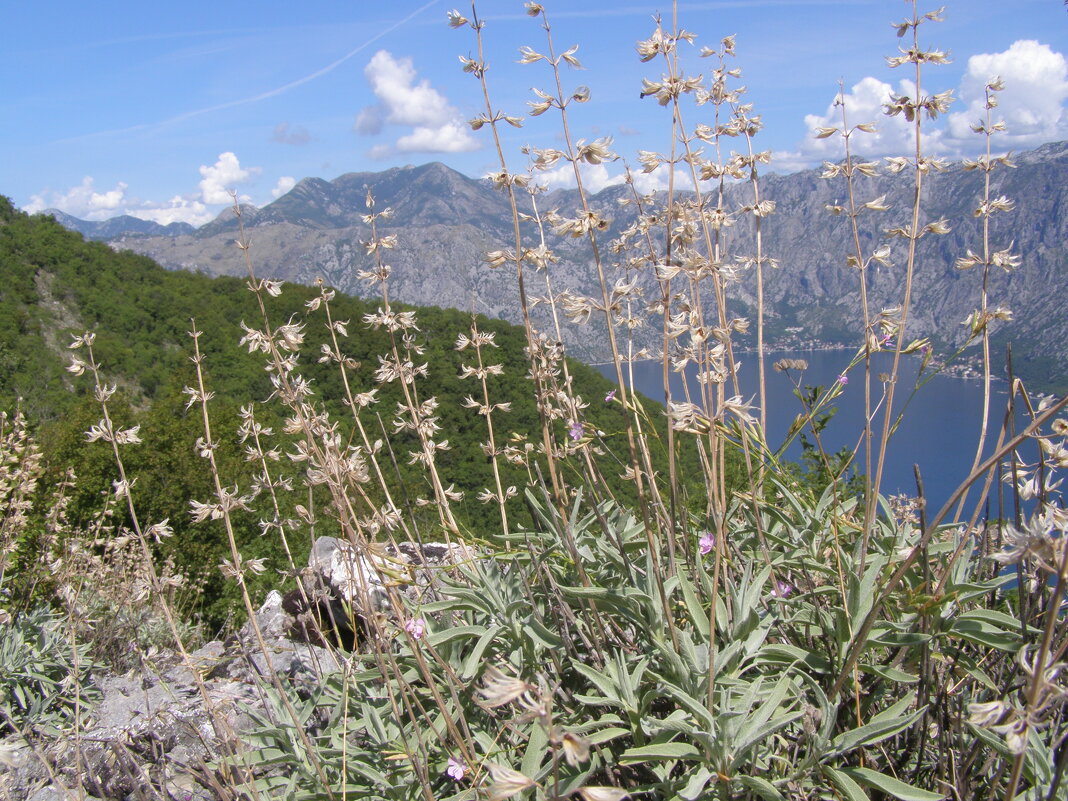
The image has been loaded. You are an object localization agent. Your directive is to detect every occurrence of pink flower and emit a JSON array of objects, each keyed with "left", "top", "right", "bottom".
[
  {"left": 568, "top": 421, "right": 585, "bottom": 442},
  {"left": 404, "top": 617, "right": 426, "bottom": 639},
  {"left": 446, "top": 757, "right": 466, "bottom": 781},
  {"left": 836, "top": 374, "right": 848, "bottom": 385},
  {"left": 605, "top": 389, "right": 617, "bottom": 403},
  {"left": 770, "top": 581, "right": 792, "bottom": 599},
  {"left": 698, "top": 532, "right": 715, "bottom": 555}
]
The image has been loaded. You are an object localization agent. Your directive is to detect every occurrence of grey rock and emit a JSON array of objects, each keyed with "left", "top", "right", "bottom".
[
  {"left": 0, "top": 537, "right": 473, "bottom": 800},
  {"left": 245, "top": 536, "right": 474, "bottom": 650}
]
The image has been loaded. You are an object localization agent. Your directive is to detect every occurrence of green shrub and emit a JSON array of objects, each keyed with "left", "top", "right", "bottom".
[{"left": 0, "top": 604, "right": 98, "bottom": 735}]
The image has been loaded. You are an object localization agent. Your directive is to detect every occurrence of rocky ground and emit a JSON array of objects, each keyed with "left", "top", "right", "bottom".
[{"left": 0, "top": 537, "right": 470, "bottom": 801}]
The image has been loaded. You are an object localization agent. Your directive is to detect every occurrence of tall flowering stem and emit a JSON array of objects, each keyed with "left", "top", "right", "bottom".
[
  {"left": 522, "top": 2, "right": 679, "bottom": 646},
  {"left": 870, "top": 2, "right": 953, "bottom": 530},
  {"left": 68, "top": 332, "right": 262, "bottom": 795},
  {"left": 457, "top": 319, "right": 515, "bottom": 538},
  {"left": 451, "top": 4, "right": 568, "bottom": 514},
  {"left": 522, "top": 4, "right": 658, "bottom": 535},
  {"left": 186, "top": 322, "right": 336, "bottom": 798},
  {"left": 360, "top": 192, "right": 460, "bottom": 537},
  {"left": 309, "top": 279, "right": 415, "bottom": 544},
  {"left": 818, "top": 86, "right": 890, "bottom": 564},
  {"left": 957, "top": 78, "right": 1017, "bottom": 513}
]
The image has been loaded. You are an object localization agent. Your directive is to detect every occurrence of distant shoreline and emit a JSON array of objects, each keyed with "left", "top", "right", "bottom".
[{"left": 588, "top": 344, "right": 995, "bottom": 384}]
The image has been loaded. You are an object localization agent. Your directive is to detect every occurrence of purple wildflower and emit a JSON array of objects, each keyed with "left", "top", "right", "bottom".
[
  {"left": 605, "top": 389, "right": 617, "bottom": 403},
  {"left": 568, "top": 421, "right": 585, "bottom": 442},
  {"left": 698, "top": 532, "right": 715, "bottom": 555},
  {"left": 404, "top": 617, "right": 426, "bottom": 639},
  {"left": 446, "top": 757, "right": 466, "bottom": 781},
  {"left": 837, "top": 373, "right": 848, "bottom": 385},
  {"left": 770, "top": 581, "right": 793, "bottom": 599}
]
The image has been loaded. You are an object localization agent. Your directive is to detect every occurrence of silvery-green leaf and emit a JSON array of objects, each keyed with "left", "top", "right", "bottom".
[{"left": 842, "top": 767, "right": 943, "bottom": 800}]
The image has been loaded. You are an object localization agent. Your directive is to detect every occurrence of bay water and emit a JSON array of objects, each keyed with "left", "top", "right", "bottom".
[{"left": 595, "top": 350, "right": 1028, "bottom": 515}]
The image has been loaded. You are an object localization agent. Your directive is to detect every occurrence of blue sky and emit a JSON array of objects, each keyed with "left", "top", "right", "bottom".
[{"left": 6, "top": 0, "right": 1067, "bottom": 225}]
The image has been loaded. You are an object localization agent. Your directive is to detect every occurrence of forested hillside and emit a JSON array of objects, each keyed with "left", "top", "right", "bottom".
[{"left": 2, "top": 196, "right": 697, "bottom": 622}]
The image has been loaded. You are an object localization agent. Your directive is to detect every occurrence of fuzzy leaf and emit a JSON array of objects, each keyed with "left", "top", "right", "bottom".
[
  {"left": 523, "top": 618, "right": 563, "bottom": 649},
  {"left": 586, "top": 726, "right": 631, "bottom": 745},
  {"left": 737, "top": 775, "right": 786, "bottom": 800},
  {"left": 842, "top": 767, "right": 943, "bottom": 800},
  {"left": 824, "top": 767, "right": 871, "bottom": 801},
  {"left": 619, "top": 741, "right": 701, "bottom": 764},
  {"left": 859, "top": 664, "right": 919, "bottom": 684},
  {"left": 828, "top": 705, "right": 927, "bottom": 756},
  {"left": 426, "top": 625, "right": 490, "bottom": 647},
  {"left": 679, "top": 766, "right": 714, "bottom": 800},
  {"left": 677, "top": 571, "right": 710, "bottom": 637},
  {"left": 956, "top": 608, "right": 1033, "bottom": 633},
  {"left": 948, "top": 618, "right": 1019, "bottom": 651},
  {"left": 460, "top": 626, "right": 503, "bottom": 680}
]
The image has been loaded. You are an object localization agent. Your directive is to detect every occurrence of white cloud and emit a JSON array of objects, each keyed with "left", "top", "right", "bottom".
[
  {"left": 23, "top": 176, "right": 129, "bottom": 221},
  {"left": 947, "top": 40, "right": 1068, "bottom": 150},
  {"left": 395, "top": 122, "right": 479, "bottom": 154},
  {"left": 271, "top": 176, "right": 296, "bottom": 199},
  {"left": 531, "top": 162, "right": 680, "bottom": 195},
  {"left": 367, "top": 143, "right": 393, "bottom": 160},
  {"left": 128, "top": 196, "right": 213, "bottom": 227},
  {"left": 799, "top": 76, "right": 946, "bottom": 162},
  {"left": 131, "top": 156, "right": 259, "bottom": 226},
  {"left": 198, "top": 152, "right": 260, "bottom": 205},
  {"left": 24, "top": 152, "right": 264, "bottom": 228},
  {"left": 630, "top": 168, "right": 674, "bottom": 195},
  {"left": 794, "top": 41, "right": 1068, "bottom": 167},
  {"left": 355, "top": 49, "right": 479, "bottom": 156},
  {"left": 535, "top": 163, "right": 621, "bottom": 192},
  {"left": 766, "top": 150, "right": 814, "bottom": 175},
  {"left": 363, "top": 50, "right": 452, "bottom": 126},
  {"left": 22, "top": 178, "right": 213, "bottom": 226}
]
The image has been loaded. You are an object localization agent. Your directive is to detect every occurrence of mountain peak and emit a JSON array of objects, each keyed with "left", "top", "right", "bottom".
[
  {"left": 39, "top": 209, "right": 194, "bottom": 240},
  {"left": 1016, "top": 140, "right": 1068, "bottom": 165}
]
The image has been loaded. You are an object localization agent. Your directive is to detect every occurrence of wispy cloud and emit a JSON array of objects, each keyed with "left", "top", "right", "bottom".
[
  {"left": 55, "top": 0, "right": 441, "bottom": 143},
  {"left": 272, "top": 122, "right": 311, "bottom": 146},
  {"left": 483, "top": 0, "right": 866, "bottom": 21}
]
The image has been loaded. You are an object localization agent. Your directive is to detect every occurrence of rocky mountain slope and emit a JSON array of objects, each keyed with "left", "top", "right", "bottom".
[
  {"left": 44, "top": 208, "right": 195, "bottom": 239},
  {"left": 49, "top": 143, "right": 1068, "bottom": 386}
]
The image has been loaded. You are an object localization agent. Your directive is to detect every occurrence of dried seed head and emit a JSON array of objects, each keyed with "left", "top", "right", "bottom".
[
  {"left": 559, "top": 731, "right": 591, "bottom": 766},
  {"left": 478, "top": 665, "right": 534, "bottom": 708},
  {"left": 486, "top": 764, "right": 536, "bottom": 801}
]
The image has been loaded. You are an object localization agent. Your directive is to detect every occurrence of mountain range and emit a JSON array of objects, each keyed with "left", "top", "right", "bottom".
[
  {"left": 45, "top": 141, "right": 1068, "bottom": 389},
  {"left": 44, "top": 209, "right": 196, "bottom": 239}
]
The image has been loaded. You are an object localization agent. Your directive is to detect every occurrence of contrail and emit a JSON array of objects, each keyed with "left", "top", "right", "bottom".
[
  {"left": 488, "top": 0, "right": 866, "bottom": 21},
  {"left": 56, "top": 0, "right": 441, "bottom": 143}
]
